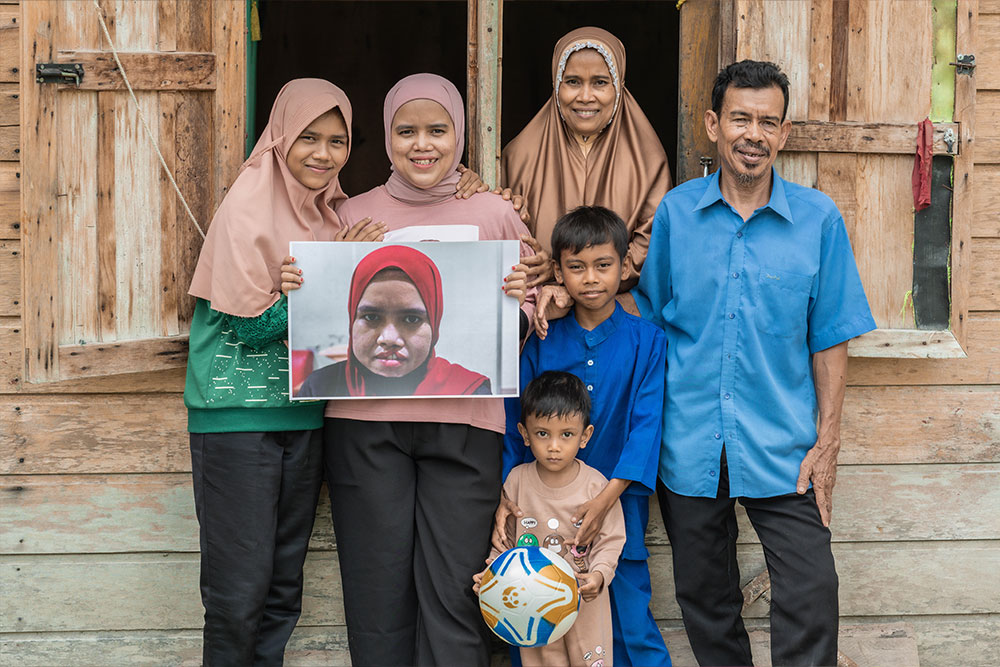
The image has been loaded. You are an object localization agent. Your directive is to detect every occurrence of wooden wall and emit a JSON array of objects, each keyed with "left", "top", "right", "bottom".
[{"left": 2, "top": 1, "right": 998, "bottom": 666}]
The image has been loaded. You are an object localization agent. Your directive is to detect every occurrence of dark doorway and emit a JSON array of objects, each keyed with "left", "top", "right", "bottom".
[
  {"left": 501, "top": 2, "right": 680, "bottom": 185},
  {"left": 254, "top": 1, "right": 467, "bottom": 197}
]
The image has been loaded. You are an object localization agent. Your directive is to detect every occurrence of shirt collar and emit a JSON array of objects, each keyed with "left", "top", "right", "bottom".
[
  {"left": 566, "top": 301, "right": 623, "bottom": 348},
  {"left": 693, "top": 167, "right": 794, "bottom": 224}
]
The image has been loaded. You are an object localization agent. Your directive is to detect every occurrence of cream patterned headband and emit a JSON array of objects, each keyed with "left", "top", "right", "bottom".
[{"left": 554, "top": 40, "right": 622, "bottom": 127}]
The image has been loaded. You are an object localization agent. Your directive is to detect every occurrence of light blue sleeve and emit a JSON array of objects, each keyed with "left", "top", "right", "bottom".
[
  {"left": 632, "top": 198, "right": 672, "bottom": 329},
  {"left": 807, "top": 211, "right": 877, "bottom": 353}
]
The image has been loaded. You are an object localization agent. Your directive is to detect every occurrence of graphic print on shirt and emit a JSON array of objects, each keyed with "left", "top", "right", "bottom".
[
  {"left": 517, "top": 533, "right": 539, "bottom": 547},
  {"left": 542, "top": 533, "right": 564, "bottom": 554},
  {"left": 208, "top": 328, "right": 291, "bottom": 406}
]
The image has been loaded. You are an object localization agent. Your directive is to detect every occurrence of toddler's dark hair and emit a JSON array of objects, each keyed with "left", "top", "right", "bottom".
[
  {"left": 551, "top": 206, "right": 628, "bottom": 265},
  {"left": 521, "top": 371, "right": 591, "bottom": 426}
]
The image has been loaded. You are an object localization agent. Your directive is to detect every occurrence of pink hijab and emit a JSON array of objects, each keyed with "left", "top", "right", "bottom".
[
  {"left": 189, "top": 78, "right": 352, "bottom": 317},
  {"left": 383, "top": 73, "right": 465, "bottom": 205}
]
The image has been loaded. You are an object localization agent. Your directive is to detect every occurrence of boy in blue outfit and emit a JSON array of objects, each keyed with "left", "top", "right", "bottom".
[{"left": 495, "top": 206, "right": 671, "bottom": 666}]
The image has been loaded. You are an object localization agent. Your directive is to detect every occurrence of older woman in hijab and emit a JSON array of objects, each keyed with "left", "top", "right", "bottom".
[
  {"left": 285, "top": 73, "right": 533, "bottom": 667},
  {"left": 502, "top": 27, "right": 672, "bottom": 291}
]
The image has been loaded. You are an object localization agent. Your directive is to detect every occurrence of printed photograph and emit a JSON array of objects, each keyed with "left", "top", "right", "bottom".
[{"left": 288, "top": 241, "right": 521, "bottom": 399}]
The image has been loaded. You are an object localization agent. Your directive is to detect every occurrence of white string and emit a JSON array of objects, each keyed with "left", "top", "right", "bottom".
[{"left": 92, "top": 0, "right": 206, "bottom": 240}]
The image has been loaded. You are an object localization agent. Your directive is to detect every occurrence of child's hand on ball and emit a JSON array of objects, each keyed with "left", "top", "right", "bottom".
[
  {"left": 472, "top": 558, "right": 494, "bottom": 595},
  {"left": 576, "top": 571, "right": 605, "bottom": 602}
]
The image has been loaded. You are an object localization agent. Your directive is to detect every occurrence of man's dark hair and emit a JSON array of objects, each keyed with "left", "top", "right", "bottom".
[
  {"left": 521, "top": 371, "right": 591, "bottom": 426},
  {"left": 712, "top": 60, "right": 790, "bottom": 122},
  {"left": 551, "top": 205, "right": 628, "bottom": 265}
]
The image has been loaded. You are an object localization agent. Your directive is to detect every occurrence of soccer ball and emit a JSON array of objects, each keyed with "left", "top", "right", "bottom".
[{"left": 478, "top": 546, "right": 580, "bottom": 647}]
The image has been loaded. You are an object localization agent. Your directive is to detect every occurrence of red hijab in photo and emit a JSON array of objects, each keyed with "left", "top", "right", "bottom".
[{"left": 344, "top": 245, "right": 488, "bottom": 396}]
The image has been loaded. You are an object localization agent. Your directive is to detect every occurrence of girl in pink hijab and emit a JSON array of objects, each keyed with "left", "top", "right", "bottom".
[
  {"left": 285, "top": 73, "right": 532, "bottom": 667},
  {"left": 184, "top": 78, "right": 483, "bottom": 665}
]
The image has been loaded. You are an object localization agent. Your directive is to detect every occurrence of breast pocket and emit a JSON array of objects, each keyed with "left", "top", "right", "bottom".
[{"left": 755, "top": 268, "right": 813, "bottom": 338}]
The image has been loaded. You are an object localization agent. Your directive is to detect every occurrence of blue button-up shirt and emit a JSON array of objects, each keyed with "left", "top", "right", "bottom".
[{"left": 633, "top": 169, "right": 876, "bottom": 498}]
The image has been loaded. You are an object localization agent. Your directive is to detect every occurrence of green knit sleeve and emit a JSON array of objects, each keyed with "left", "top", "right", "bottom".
[{"left": 224, "top": 294, "right": 289, "bottom": 349}]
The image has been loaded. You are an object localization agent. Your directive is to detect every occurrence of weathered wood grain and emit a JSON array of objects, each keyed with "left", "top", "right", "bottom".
[
  {"left": 848, "top": 314, "right": 1000, "bottom": 386},
  {"left": 952, "top": 0, "right": 978, "bottom": 351},
  {"left": 786, "top": 121, "right": 960, "bottom": 154},
  {"left": 980, "top": 13, "right": 1000, "bottom": 91},
  {"left": 0, "top": 6, "right": 17, "bottom": 83},
  {"left": 848, "top": 329, "right": 965, "bottom": 359},
  {"left": 8, "top": 366, "right": 186, "bottom": 395},
  {"left": 211, "top": 1, "right": 244, "bottom": 203},
  {"left": 158, "top": 91, "right": 179, "bottom": 337},
  {"left": 0, "top": 156, "right": 18, "bottom": 236},
  {"left": 0, "top": 82, "right": 16, "bottom": 124},
  {"left": 774, "top": 152, "right": 817, "bottom": 189},
  {"left": 970, "top": 238, "right": 1000, "bottom": 310},
  {"left": 52, "top": 51, "right": 216, "bottom": 91},
  {"left": 976, "top": 91, "right": 1000, "bottom": 162},
  {"left": 0, "top": 394, "right": 188, "bottom": 474},
  {"left": 3, "top": 541, "right": 996, "bottom": 632},
  {"left": 0, "top": 123, "right": 16, "bottom": 159},
  {"left": 57, "top": 335, "right": 187, "bottom": 379},
  {"left": 973, "top": 165, "right": 999, "bottom": 237},
  {"left": 0, "top": 322, "right": 22, "bottom": 391},
  {"left": 839, "top": 385, "right": 1000, "bottom": 464},
  {"left": 96, "top": 92, "right": 116, "bottom": 340},
  {"left": 5, "top": 465, "right": 997, "bottom": 556},
  {"left": 676, "top": 0, "right": 719, "bottom": 184},
  {"left": 735, "top": 0, "right": 810, "bottom": 119},
  {"left": 808, "top": 0, "right": 832, "bottom": 121},
  {"left": 0, "top": 239, "right": 19, "bottom": 316}
]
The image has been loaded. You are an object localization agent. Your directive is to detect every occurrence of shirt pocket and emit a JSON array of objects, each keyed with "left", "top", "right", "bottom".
[{"left": 755, "top": 268, "right": 813, "bottom": 338}]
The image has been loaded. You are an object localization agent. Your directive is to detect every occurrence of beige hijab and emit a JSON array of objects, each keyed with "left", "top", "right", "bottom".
[
  {"left": 189, "top": 78, "right": 352, "bottom": 317},
  {"left": 500, "top": 27, "right": 672, "bottom": 286}
]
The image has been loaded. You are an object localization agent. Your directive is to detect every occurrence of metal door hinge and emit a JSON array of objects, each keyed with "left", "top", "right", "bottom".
[
  {"left": 943, "top": 127, "right": 956, "bottom": 154},
  {"left": 35, "top": 63, "right": 84, "bottom": 86},
  {"left": 949, "top": 54, "right": 976, "bottom": 76}
]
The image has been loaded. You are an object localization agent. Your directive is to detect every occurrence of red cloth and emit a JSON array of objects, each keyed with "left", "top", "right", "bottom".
[
  {"left": 344, "top": 245, "right": 487, "bottom": 396},
  {"left": 911, "top": 118, "right": 933, "bottom": 212}
]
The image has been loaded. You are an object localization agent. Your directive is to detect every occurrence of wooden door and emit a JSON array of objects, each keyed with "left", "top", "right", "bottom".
[
  {"left": 678, "top": 0, "right": 976, "bottom": 358},
  {"left": 20, "top": 0, "right": 245, "bottom": 382}
]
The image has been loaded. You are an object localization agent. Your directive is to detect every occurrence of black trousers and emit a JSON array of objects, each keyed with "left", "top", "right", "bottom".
[
  {"left": 189, "top": 430, "right": 324, "bottom": 667},
  {"left": 658, "top": 451, "right": 839, "bottom": 667},
  {"left": 324, "top": 418, "right": 501, "bottom": 667}
]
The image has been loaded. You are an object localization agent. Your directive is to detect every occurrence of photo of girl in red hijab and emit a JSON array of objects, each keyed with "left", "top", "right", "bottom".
[{"left": 297, "top": 245, "right": 491, "bottom": 397}]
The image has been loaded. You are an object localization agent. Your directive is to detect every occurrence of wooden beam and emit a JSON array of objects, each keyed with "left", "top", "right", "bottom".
[
  {"left": 951, "top": 0, "right": 977, "bottom": 354},
  {"left": 468, "top": 0, "right": 501, "bottom": 187},
  {"left": 676, "top": 0, "right": 720, "bottom": 183},
  {"left": 51, "top": 50, "right": 215, "bottom": 90},
  {"left": 786, "top": 120, "right": 961, "bottom": 154},
  {"left": 0, "top": 6, "right": 18, "bottom": 83},
  {"left": 56, "top": 335, "right": 188, "bottom": 379},
  {"left": 848, "top": 329, "right": 966, "bottom": 358},
  {"left": 212, "top": 1, "right": 245, "bottom": 204}
]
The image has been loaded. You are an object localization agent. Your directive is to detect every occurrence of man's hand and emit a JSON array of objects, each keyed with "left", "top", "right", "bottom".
[
  {"left": 534, "top": 285, "right": 573, "bottom": 339},
  {"left": 456, "top": 164, "right": 489, "bottom": 198},
  {"left": 490, "top": 491, "right": 524, "bottom": 553},
  {"left": 576, "top": 571, "right": 605, "bottom": 602},
  {"left": 571, "top": 479, "right": 628, "bottom": 547},
  {"left": 519, "top": 235, "right": 552, "bottom": 286},
  {"left": 797, "top": 434, "right": 840, "bottom": 527},
  {"left": 493, "top": 187, "right": 530, "bottom": 223}
]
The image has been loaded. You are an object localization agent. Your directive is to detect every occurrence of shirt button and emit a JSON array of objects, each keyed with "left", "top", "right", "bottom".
[
  {"left": 732, "top": 272, "right": 739, "bottom": 279},
  {"left": 714, "top": 433, "right": 721, "bottom": 440},
  {"left": 727, "top": 353, "right": 732, "bottom": 360},
  {"left": 736, "top": 231, "right": 743, "bottom": 238},
  {"left": 724, "top": 393, "right": 731, "bottom": 399},
  {"left": 587, "top": 360, "right": 594, "bottom": 366},
  {"left": 587, "top": 384, "right": 594, "bottom": 391},
  {"left": 728, "top": 313, "right": 735, "bottom": 319},
  {"left": 709, "top": 470, "right": 717, "bottom": 477}
]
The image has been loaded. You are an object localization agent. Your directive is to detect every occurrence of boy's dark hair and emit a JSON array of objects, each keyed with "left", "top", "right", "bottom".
[
  {"left": 711, "top": 60, "right": 790, "bottom": 122},
  {"left": 520, "top": 371, "right": 591, "bottom": 426},
  {"left": 551, "top": 206, "right": 628, "bottom": 265}
]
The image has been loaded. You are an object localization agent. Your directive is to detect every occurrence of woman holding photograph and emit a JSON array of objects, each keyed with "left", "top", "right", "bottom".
[
  {"left": 297, "top": 244, "right": 492, "bottom": 397},
  {"left": 284, "top": 73, "right": 533, "bottom": 667}
]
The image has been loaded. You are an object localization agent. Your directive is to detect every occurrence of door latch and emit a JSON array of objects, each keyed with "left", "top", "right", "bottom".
[
  {"left": 35, "top": 63, "right": 84, "bottom": 86},
  {"left": 942, "top": 128, "right": 956, "bottom": 154},
  {"left": 949, "top": 54, "right": 976, "bottom": 76}
]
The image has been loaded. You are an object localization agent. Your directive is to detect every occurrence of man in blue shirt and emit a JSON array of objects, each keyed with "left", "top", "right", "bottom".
[{"left": 630, "top": 61, "right": 876, "bottom": 665}]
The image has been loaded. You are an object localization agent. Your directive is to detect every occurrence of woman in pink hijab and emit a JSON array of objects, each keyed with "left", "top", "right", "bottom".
[{"left": 285, "top": 73, "right": 532, "bottom": 667}]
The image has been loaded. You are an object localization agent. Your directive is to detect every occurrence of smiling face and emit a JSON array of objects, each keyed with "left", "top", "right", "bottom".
[
  {"left": 557, "top": 48, "right": 616, "bottom": 140},
  {"left": 705, "top": 84, "right": 790, "bottom": 189},
  {"left": 554, "top": 241, "right": 625, "bottom": 328},
  {"left": 389, "top": 99, "right": 457, "bottom": 189},
  {"left": 518, "top": 412, "right": 593, "bottom": 486},
  {"left": 350, "top": 270, "right": 433, "bottom": 378},
  {"left": 284, "top": 108, "right": 349, "bottom": 190}
]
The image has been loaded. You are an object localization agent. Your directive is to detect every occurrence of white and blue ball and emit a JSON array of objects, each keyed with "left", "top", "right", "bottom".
[{"left": 477, "top": 546, "right": 580, "bottom": 647}]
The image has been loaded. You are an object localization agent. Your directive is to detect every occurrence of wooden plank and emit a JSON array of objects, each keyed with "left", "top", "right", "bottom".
[
  {"left": 838, "top": 385, "right": 1000, "bottom": 465},
  {"left": 675, "top": 0, "right": 719, "bottom": 184},
  {"left": 970, "top": 238, "right": 1000, "bottom": 310},
  {"left": 96, "top": 92, "right": 116, "bottom": 340},
  {"left": 785, "top": 120, "right": 960, "bottom": 154},
  {"left": 735, "top": 0, "right": 811, "bottom": 120},
  {"left": 51, "top": 51, "right": 216, "bottom": 91},
  {"left": 0, "top": 124, "right": 16, "bottom": 159},
  {"left": 157, "top": 0, "right": 178, "bottom": 53},
  {"left": 848, "top": 329, "right": 965, "bottom": 358},
  {"left": 0, "top": 159, "right": 18, "bottom": 237},
  {"left": 212, "top": 1, "right": 245, "bottom": 203},
  {"left": 774, "top": 152, "right": 817, "bottom": 189},
  {"left": 159, "top": 92, "right": 179, "bottom": 337},
  {"left": 0, "top": 322, "right": 23, "bottom": 391},
  {"left": 468, "top": 0, "right": 500, "bottom": 187},
  {"left": 829, "top": 0, "right": 850, "bottom": 121},
  {"left": 3, "top": 542, "right": 995, "bottom": 632},
  {"left": 848, "top": 314, "right": 1000, "bottom": 385},
  {"left": 0, "top": 82, "right": 17, "bottom": 124},
  {"left": 6, "top": 465, "right": 997, "bottom": 556},
  {"left": 976, "top": 91, "right": 1000, "bottom": 161},
  {"left": 978, "top": 13, "right": 1000, "bottom": 90},
  {"left": 3, "top": 366, "right": 186, "bottom": 395},
  {"left": 0, "top": 6, "right": 18, "bottom": 83},
  {"left": 20, "top": 1, "right": 60, "bottom": 382},
  {"left": 982, "top": 0, "right": 1000, "bottom": 10},
  {"left": 808, "top": 0, "right": 833, "bottom": 121},
  {"left": 973, "top": 164, "right": 999, "bottom": 237},
  {"left": 57, "top": 335, "right": 187, "bottom": 379},
  {"left": 0, "top": 394, "right": 188, "bottom": 474},
  {"left": 817, "top": 152, "right": 858, "bottom": 240},
  {"left": 0, "top": 239, "right": 19, "bottom": 316}
]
